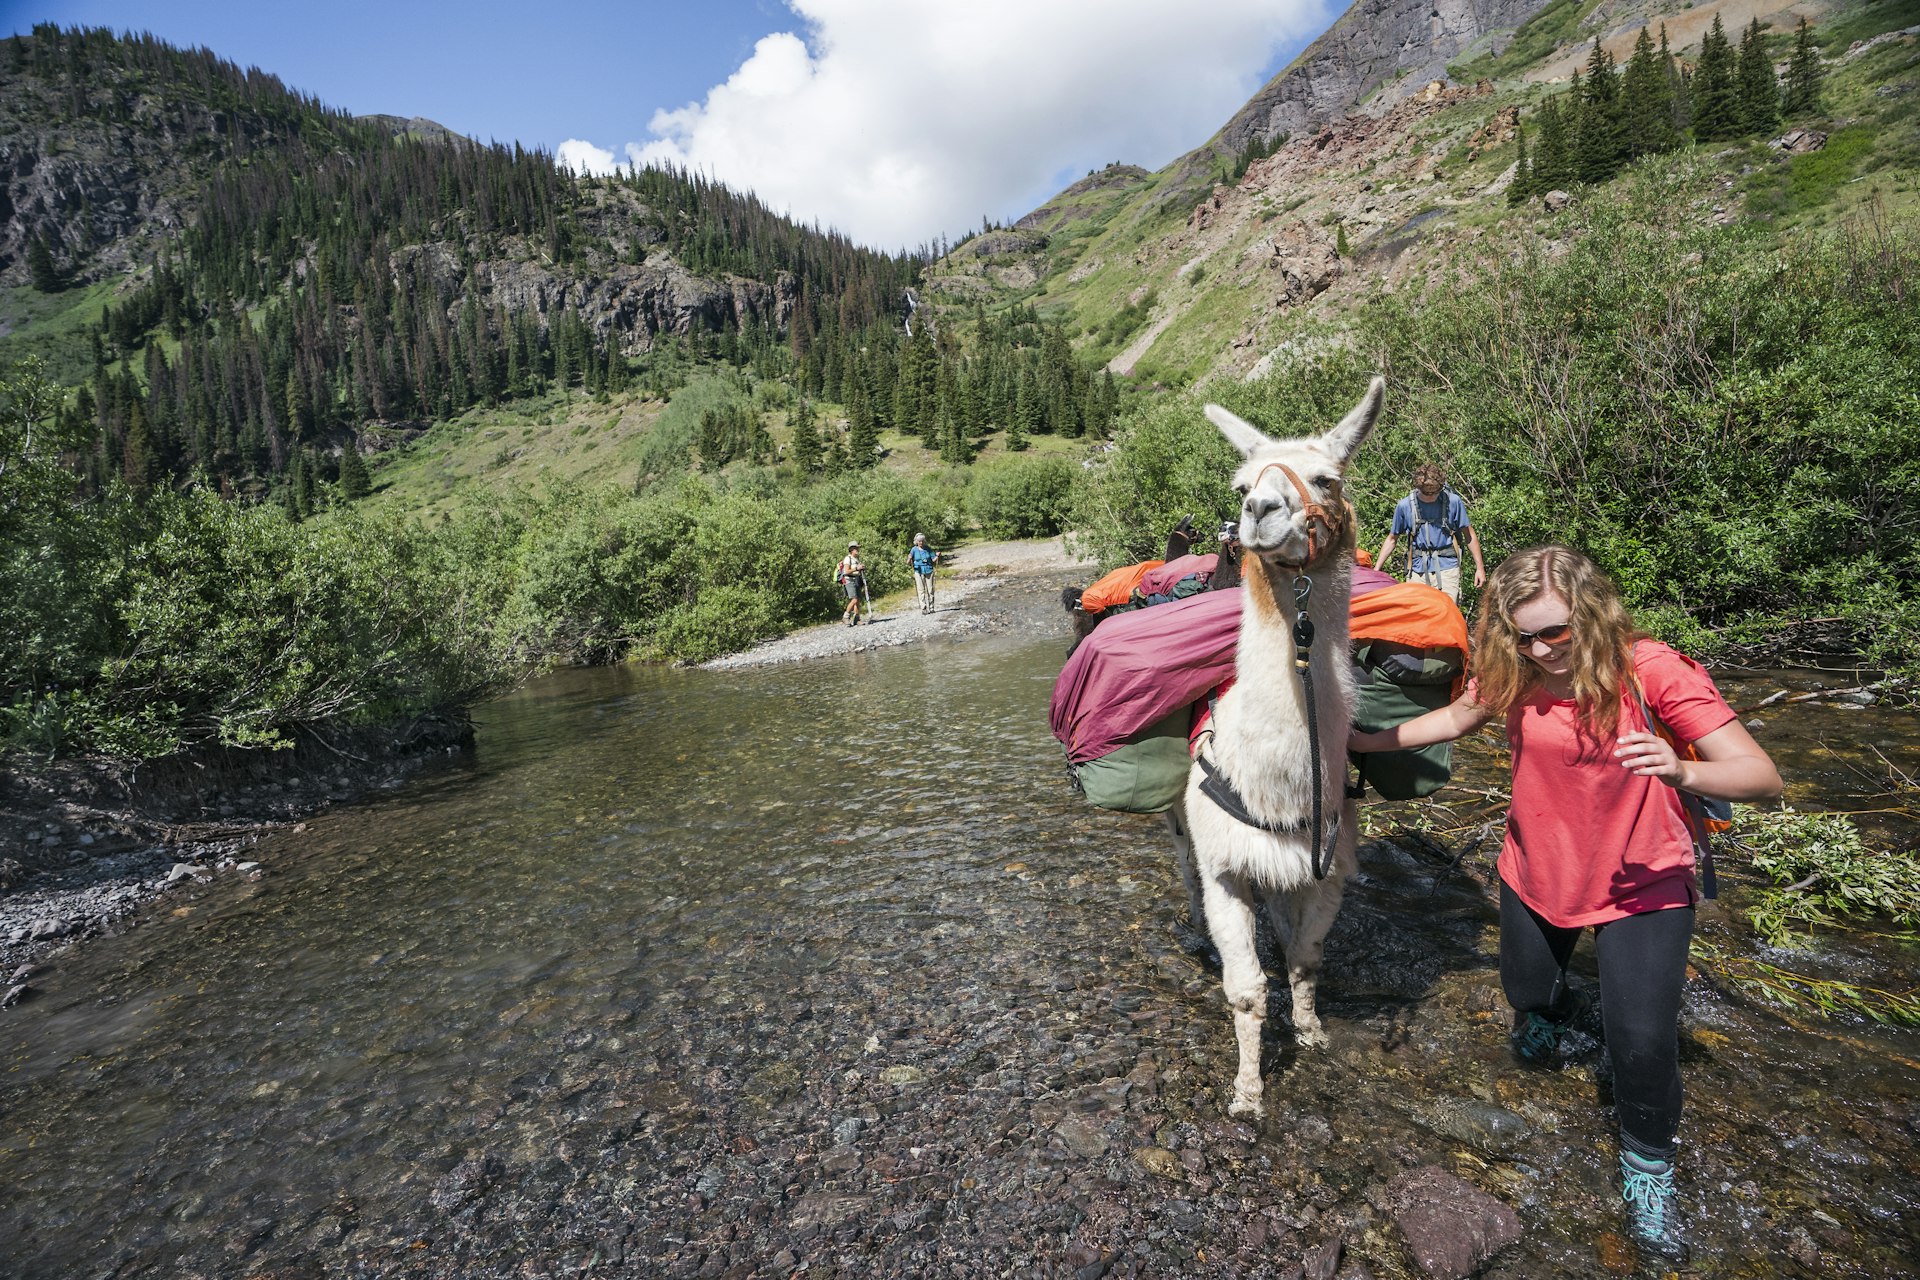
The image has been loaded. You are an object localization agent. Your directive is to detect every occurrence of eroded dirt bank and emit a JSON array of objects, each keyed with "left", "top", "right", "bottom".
[{"left": 0, "top": 713, "right": 472, "bottom": 992}]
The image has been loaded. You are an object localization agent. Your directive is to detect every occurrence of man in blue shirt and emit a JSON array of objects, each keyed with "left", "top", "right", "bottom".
[
  {"left": 909, "top": 533, "right": 939, "bottom": 614},
  {"left": 1376, "top": 464, "right": 1485, "bottom": 602}
]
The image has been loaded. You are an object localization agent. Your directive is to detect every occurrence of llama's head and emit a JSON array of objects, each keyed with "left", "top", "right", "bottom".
[{"left": 1203, "top": 376, "right": 1383, "bottom": 570}]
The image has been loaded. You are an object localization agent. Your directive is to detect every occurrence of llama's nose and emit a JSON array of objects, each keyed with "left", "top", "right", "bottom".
[{"left": 1243, "top": 490, "right": 1280, "bottom": 523}]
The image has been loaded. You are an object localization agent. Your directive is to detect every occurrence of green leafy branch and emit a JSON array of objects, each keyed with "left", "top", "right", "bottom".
[{"left": 1732, "top": 805, "right": 1920, "bottom": 948}]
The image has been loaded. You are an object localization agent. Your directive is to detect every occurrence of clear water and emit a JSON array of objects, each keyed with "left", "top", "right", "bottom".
[{"left": 3, "top": 601, "right": 1916, "bottom": 1277}]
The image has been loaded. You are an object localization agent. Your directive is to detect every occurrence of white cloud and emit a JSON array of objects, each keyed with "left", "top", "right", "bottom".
[
  {"left": 568, "top": 0, "right": 1331, "bottom": 250},
  {"left": 557, "top": 138, "right": 623, "bottom": 176}
]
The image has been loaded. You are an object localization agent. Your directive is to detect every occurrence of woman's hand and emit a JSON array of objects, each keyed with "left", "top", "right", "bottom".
[{"left": 1614, "top": 730, "right": 1684, "bottom": 786}]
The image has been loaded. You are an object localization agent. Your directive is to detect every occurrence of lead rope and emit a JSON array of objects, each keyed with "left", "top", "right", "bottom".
[{"left": 1291, "top": 573, "right": 1335, "bottom": 881}]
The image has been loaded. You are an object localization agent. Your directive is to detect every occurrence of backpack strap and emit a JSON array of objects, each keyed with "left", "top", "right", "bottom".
[{"left": 1406, "top": 490, "right": 1460, "bottom": 577}]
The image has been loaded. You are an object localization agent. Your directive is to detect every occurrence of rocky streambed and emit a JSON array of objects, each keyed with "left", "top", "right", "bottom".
[{"left": 2, "top": 556, "right": 1915, "bottom": 1279}]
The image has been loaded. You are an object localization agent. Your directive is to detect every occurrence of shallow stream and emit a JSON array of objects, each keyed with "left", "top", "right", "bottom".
[{"left": 3, "top": 581, "right": 1916, "bottom": 1278}]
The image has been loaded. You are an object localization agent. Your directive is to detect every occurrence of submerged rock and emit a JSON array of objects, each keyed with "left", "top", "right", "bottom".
[{"left": 1406, "top": 1096, "right": 1531, "bottom": 1155}]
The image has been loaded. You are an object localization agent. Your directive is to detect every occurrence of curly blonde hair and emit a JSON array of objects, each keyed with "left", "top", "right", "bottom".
[{"left": 1471, "top": 546, "right": 1645, "bottom": 739}]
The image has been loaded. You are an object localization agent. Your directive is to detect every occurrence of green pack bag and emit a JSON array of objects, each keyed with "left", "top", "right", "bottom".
[
  {"left": 1350, "top": 639, "right": 1463, "bottom": 801},
  {"left": 1070, "top": 706, "right": 1193, "bottom": 813}
]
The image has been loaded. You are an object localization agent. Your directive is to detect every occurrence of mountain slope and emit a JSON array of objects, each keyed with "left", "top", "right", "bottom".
[
  {"left": 0, "top": 25, "right": 922, "bottom": 501},
  {"left": 1194, "top": 0, "right": 1555, "bottom": 172},
  {"left": 925, "top": 0, "right": 1916, "bottom": 392}
]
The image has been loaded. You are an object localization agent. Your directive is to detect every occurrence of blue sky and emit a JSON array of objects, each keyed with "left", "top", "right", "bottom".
[{"left": 16, "top": 0, "right": 1340, "bottom": 249}]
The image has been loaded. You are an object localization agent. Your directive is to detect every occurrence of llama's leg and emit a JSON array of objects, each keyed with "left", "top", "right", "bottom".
[
  {"left": 1272, "top": 801, "right": 1358, "bottom": 1046},
  {"left": 1164, "top": 800, "right": 1208, "bottom": 937},
  {"left": 1268, "top": 874, "right": 1345, "bottom": 1049},
  {"left": 1203, "top": 869, "right": 1268, "bottom": 1117}
]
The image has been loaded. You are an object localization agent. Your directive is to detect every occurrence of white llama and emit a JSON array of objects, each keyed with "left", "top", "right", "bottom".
[{"left": 1168, "top": 376, "right": 1382, "bottom": 1118}]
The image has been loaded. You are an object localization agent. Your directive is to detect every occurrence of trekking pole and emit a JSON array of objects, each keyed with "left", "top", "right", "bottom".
[{"left": 862, "top": 576, "right": 873, "bottom": 621}]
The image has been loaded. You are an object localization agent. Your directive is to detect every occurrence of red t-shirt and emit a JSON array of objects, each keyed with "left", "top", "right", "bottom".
[{"left": 1486, "top": 640, "right": 1736, "bottom": 928}]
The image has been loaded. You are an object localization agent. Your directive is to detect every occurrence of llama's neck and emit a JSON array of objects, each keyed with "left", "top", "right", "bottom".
[
  {"left": 1235, "top": 551, "right": 1353, "bottom": 672},
  {"left": 1206, "top": 548, "right": 1357, "bottom": 809}
]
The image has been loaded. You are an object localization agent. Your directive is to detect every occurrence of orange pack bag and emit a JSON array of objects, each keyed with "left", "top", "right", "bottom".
[{"left": 1077, "top": 560, "right": 1163, "bottom": 616}]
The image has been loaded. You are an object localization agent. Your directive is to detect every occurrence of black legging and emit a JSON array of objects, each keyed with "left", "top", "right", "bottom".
[{"left": 1499, "top": 880, "right": 1693, "bottom": 1159}]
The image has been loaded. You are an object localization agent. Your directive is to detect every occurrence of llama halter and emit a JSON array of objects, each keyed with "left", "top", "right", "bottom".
[{"left": 1254, "top": 461, "right": 1345, "bottom": 566}]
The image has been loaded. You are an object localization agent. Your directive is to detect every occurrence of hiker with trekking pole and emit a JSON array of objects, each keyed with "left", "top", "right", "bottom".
[
  {"left": 909, "top": 533, "right": 940, "bottom": 614},
  {"left": 1348, "top": 545, "right": 1781, "bottom": 1262},
  {"left": 836, "top": 541, "right": 868, "bottom": 626},
  {"left": 1376, "top": 463, "right": 1485, "bottom": 603}
]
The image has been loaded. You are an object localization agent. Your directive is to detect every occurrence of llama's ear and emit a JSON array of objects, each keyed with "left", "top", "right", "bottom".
[
  {"left": 1321, "top": 375, "right": 1385, "bottom": 465},
  {"left": 1204, "top": 403, "right": 1272, "bottom": 457}
]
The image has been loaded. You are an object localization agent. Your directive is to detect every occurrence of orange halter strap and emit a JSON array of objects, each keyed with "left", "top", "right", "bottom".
[{"left": 1255, "top": 461, "right": 1345, "bottom": 566}]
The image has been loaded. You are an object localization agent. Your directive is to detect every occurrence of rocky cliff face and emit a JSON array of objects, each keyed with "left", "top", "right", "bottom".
[
  {"left": 389, "top": 243, "right": 797, "bottom": 354},
  {"left": 0, "top": 63, "right": 267, "bottom": 286},
  {"left": 1208, "top": 0, "right": 1551, "bottom": 156}
]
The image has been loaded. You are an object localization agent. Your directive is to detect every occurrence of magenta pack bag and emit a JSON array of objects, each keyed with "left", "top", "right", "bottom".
[
  {"left": 1050, "top": 588, "right": 1242, "bottom": 767},
  {"left": 1050, "top": 564, "right": 1407, "bottom": 812}
]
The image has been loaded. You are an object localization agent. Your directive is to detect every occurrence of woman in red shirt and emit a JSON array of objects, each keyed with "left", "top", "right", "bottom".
[{"left": 1351, "top": 546, "right": 1780, "bottom": 1261}]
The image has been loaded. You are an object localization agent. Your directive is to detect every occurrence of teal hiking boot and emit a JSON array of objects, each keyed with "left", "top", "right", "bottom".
[
  {"left": 1619, "top": 1149, "right": 1688, "bottom": 1262},
  {"left": 1509, "top": 989, "right": 1591, "bottom": 1065},
  {"left": 1510, "top": 1010, "right": 1564, "bottom": 1064}
]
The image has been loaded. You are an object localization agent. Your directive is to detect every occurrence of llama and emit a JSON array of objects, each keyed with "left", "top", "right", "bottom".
[{"left": 1168, "top": 377, "right": 1382, "bottom": 1118}]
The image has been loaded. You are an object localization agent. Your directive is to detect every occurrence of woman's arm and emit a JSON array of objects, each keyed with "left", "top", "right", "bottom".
[
  {"left": 1613, "top": 719, "right": 1783, "bottom": 802},
  {"left": 1350, "top": 690, "right": 1496, "bottom": 754}
]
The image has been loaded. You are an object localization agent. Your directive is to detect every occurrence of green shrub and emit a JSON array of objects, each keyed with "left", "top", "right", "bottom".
[
  {"left": 652, "top": 584, "right": 787, "bottom": 663},
  {"left": 971, "top": 455, "right": 1076, "bottom": 539},
  {"left": 84, "top": 491, "right": 498, "bottom": 755},
  {"left": 1736, "top": 805, "right": 1920, "bottom": 947},
  {"left": 631, "top": 372, "right": 753, "bottom": 483},
  {"left": 1068, "top": 397, "right": 1238, "bottom": 567}
]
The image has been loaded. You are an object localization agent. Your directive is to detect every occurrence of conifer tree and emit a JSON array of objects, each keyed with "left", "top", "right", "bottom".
[
  {"left": 846, "top": 385, "right": 878, "bottom": 469},
  {"left": 27, "top": 234, "right": 61, "bottom": 293},
  {"left": 1736, "top": 18, "right": 1781, "bottom": 136},
  {"left": 1005, "top": 407, "right": 1029, "bottom": 452},
  {"left": 1012, "top": 370, "right": 1038, "bottom": 440},
  {"left": 337, "top": 442, "right": 370, "bottom": 500},
  {"left": 791, "top": 397, "right": 822, "bottom": 474},
  {"left": 1784, "top": 17, "right": 1823, "bottom": 114},
  {"left": 288, "top": 450, "right": 313, "bottom": 519},
  {"left": 1691, "top": 16, "right": 1739, "bottom": 141},
  {"left": 1622, "top": 27, "right": 1680, "bottom": 158},
  {"left": 937, "top": 404, "right": 968, "bottom": 466},
  {"left": 122, "top": 401, "right": 156, "bottom": 490},
  {"left": 1508, "top": 122, "right": 1534, "bottom": 205},
  {"left": 1659, "top": 26, "right": 1690, "bottom": 138},
  {"left": 1574, "top": 40, "right": 1626, "bottom": 182},
  {"left": 1532, "top": 96, "right": 1576, "bottom": 192}
]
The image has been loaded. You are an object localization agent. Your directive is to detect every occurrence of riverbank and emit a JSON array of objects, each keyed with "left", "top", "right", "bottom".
[
  {"left": 0, "top": 713, "right": 472, "bottom": 995},
  {"left": 703, "top": 535, "right": 1096, "bottom": 670}
]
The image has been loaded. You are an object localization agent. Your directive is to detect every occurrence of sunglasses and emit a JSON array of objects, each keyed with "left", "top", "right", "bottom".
[{"left": 1514, "top": 622, "right": 1573, "bottom": 648}]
